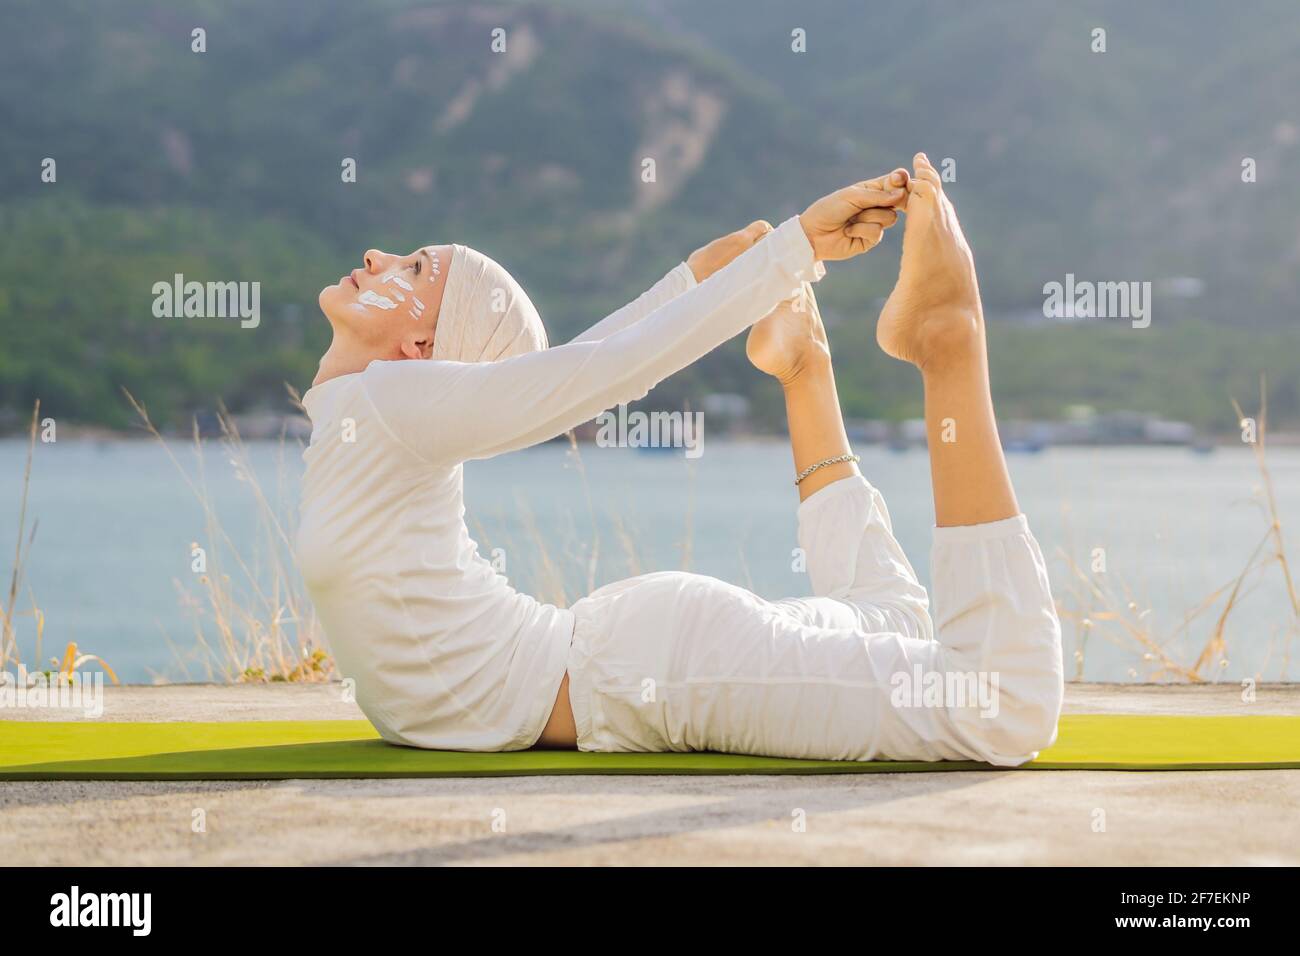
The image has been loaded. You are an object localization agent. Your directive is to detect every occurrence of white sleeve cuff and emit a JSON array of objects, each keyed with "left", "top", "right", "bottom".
[
  {"left": 772, "top": 216, "right": 826, "bottom": 284},
  {"left": 932, "top": 513, "right": 1031, "bottom": 543},
  {"left": 670, "top": 260, "right": 698, "bottom": 291}
]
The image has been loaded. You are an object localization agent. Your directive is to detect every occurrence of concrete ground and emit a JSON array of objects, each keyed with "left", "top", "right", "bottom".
[{"left": 2, "top": 684, "right": 1297, "bottom": 866}]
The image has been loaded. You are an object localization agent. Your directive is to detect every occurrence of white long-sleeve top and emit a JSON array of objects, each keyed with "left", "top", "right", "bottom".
[{"left": 297, "top": 217, "right": 823, "bottom": 750}]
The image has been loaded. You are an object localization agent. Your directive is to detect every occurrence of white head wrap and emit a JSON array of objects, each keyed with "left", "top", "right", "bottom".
[{"left": 431, "top": 244, "right": 549, "bottom": 363}]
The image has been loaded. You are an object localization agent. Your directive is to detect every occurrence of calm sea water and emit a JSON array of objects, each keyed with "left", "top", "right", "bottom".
[{"left": 1, "top": 438, "right": 1297, "bottom": 683}]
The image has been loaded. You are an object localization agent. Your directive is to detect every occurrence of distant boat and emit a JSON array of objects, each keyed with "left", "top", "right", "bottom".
[{"left": 1003, "top": 439, "right": 1047, "bottom": 454}]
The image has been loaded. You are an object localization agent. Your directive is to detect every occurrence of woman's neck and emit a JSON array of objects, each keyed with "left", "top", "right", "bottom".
[{"left": 313, "top": 333, "right": 381, "bottom": 387}]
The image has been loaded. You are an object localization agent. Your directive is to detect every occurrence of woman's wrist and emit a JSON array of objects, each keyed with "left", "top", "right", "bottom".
[
  {"left": 686, "top": 254, "right": 709, "bottom": 283},
  {"left": 687, "top": 220, "right": 774, "bottom": 283}
]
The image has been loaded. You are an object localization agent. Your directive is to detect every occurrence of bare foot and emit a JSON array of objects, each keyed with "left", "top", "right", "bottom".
[
  {"left": 877, "top": 153, "right": 983, "bottom": 370},
  {"left": 746, "top": 283, "right": 831, "bottom": 386}
]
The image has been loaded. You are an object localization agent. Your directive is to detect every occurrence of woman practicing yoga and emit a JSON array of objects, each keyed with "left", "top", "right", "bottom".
[{"left": 298, "top": 153, "right": 1063, "bottom": 766}]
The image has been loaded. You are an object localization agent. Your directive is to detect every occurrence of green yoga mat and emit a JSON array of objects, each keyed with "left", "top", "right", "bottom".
[{"left": 1, "top": 715, "right": 1297, "bottom": 779}]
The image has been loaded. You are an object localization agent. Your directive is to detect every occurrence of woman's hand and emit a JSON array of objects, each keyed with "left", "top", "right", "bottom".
[
  {"left": 799, "top": 168, "right": 909, "bottom": 261},
  {"left": 687, "top": 220, "right": 774, "bottom": 282}
]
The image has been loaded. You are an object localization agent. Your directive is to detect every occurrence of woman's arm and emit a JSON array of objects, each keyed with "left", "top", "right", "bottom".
[
  {"left": 364, "top": 217, "right": 821, "bottom": 465},
  {"left": 567, "top": 220, "right": 772, "bottom": 345},
  {"left": 566, "top": 262, "right": 696, "bottom": 346},
  {"left": 365, "top": 174, "right": 906, "bottom": 465}
]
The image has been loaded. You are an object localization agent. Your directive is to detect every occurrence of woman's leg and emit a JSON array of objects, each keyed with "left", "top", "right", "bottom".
[
  {"left": 873, "top": 152, "right": 1062, "bottom": 761},
  {"left": 747, "top": 282, "right": 860, "bottom": 502},
  {"left": 746, "top": 165, "right": 911, "bottom": 503},
  {"left": 733, "top": 153, "right": 1062, "bottom": 762},
  {"left": 876, "top": 152, "right": 1019, "bottom": 527},
  {"left": 747, "top": 284, "right": 931, "bottom": 640},
  {"left": 564, "top": 155, "right": 1060, "bottom": 763},
  {"left": 747, "top": 153, "right": 1019, "bottom": 529}
]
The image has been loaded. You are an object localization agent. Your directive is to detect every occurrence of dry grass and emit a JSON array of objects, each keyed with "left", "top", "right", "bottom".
[
  {"left": 1056, "top": 378, "right": 1297, "bottom": 682},
  {"left": 125, "top": 390, "right": 331, "bottom": 683},
  {"left": 1, "top": 402, "right": 120, "bottom": 684},
  {"left": 0, "top": 403, "right": 37, "bottom": 673}
]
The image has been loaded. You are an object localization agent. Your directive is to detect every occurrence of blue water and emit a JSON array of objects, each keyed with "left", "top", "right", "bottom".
[{"left": 1, "top": 438, "right": 1296, "bottom": 683}]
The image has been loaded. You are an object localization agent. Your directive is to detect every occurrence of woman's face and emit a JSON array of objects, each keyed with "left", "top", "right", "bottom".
[{"left": 319, "top": 244, "right": 452, "bottom": 357}]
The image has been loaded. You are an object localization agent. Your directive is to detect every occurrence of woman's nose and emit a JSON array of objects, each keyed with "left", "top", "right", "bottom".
[{"left": 363, "top": 249, "right": 388, "bottom": 272}]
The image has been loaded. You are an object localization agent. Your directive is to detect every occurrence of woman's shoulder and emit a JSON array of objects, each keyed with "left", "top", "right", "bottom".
[
  {"left": 362, "top": 357, "right": 471, "bottom": 381},
  {"left": 359, "top": 357, "right": 486, "bottom": 409}
]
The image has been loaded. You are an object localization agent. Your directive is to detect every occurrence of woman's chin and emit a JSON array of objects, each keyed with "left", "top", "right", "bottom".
[{"left": 318, "top": 287, "right": 349, "bottom": 325}]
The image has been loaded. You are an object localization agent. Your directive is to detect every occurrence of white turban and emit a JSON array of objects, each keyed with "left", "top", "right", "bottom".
[{"left": 431, "top": 244, "right": 549, "bottom": 363}]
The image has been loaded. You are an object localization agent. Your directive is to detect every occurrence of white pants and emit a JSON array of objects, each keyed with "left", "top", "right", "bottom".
[{"left": 566, "top": 475, "right": 1063, "bottom": 766}]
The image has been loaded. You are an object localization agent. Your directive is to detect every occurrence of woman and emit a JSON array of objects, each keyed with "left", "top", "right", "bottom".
[{"left": 297, "top": 154, "right": 1063, "bottom": 766}]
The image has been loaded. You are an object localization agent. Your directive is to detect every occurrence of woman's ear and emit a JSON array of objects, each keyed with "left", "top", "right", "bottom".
[{"left": 399, "top": 331, "right": 434, "bottom": 360}]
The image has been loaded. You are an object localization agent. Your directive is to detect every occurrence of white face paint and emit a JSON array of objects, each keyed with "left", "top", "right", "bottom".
[
  {"left": 362, "top": 251, "right": 441, "bottom": 320},
  {"left": 357, "top": 290, "right": 398, "bottom": 310},
  {"left": 375, "top": 275, "right": 410, "bottom": 303},
  {"left": 351, "top": 251, "right": 442, "bottom": 318},
  {"left": 409, "top": 253, "right": 436, "bottom": 321}
]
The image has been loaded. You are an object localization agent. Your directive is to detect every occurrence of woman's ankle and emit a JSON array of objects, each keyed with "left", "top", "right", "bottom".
[{"left": 778, "top": 345, "right": 833, "bottom": 390}]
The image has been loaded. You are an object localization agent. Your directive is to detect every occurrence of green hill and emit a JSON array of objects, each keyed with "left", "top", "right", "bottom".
[{"left": 1, "top": 0, "right": 1298, "bottom": 431}]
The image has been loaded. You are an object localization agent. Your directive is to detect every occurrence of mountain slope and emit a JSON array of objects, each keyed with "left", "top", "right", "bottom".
[{"left": 1, "top": 0, "right": 1299, "bottom": 430}]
